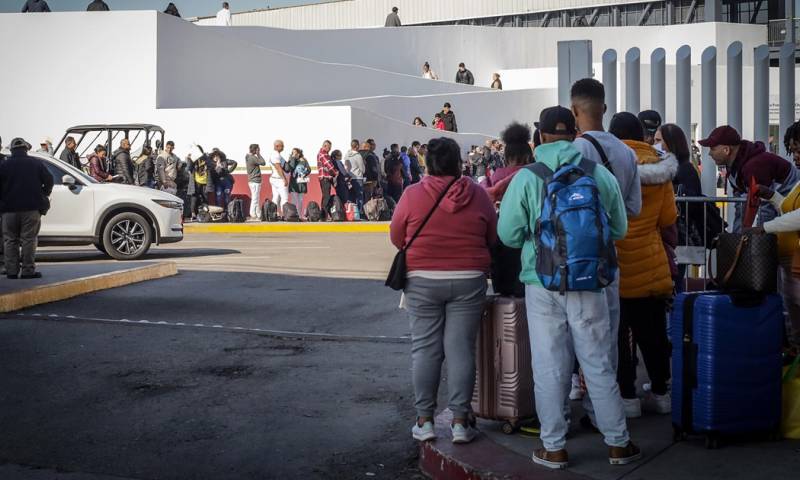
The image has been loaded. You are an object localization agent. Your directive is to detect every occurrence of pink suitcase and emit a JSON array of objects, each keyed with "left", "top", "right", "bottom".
[{"left": 471, "top": 296, "right": 535, "bottom": 433}]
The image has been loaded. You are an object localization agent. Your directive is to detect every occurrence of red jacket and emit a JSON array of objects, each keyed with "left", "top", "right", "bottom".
[
  {"left": 316, "top": 149, "right": 337, "bottom": 179},
  {"left": 729, "top": 140, "right": 794, "bottom": 193},
  {"left": 390, "top": 175, "right": 498, "bottom": 272}
]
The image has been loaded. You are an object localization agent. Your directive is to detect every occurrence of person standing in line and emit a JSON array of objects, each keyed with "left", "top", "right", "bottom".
[
  {"left": 36, "top": 138, "right": 53, "bottom": 156},
  {"left": 608, "top": 112, "right": 677, "bottom": 418},
  {"left": 490, "top": 73, "right": 503, "bottom": 90},
  {"left": 455, "top": 63, "right": 474, "bottom": 85},
  {"left": 112, "top": 138, "right": 135, "bottom": 185},
  {"left": 246, "top": 143, "right": 266, "bottom": 220},
  {"left": 156, "top": 140, "right": 180, "bottom": 195},
  {"left": 399, "top": 146, "right": 412, "bottom": 188},
  {"left": 638, "top": 110, "right": 662, "bottom": 146},
  {"left": 317, "top": 140, "right": 336, "bottom": 220},
  {"left": 390, "top": 137, "right": 497, "bottom": 445},
  {"left": 360, "top": 142, "right": 380, "bottom": 201},
  {"left": 498, "top": 107, "right": 640, "bottom": 469},
  {"left": 384, "top": 144, "right": 404, "bottom": 204},
  {"left": 217, "top": 2, "right": 232, "bottom": 26},
  {"left": 88, "top": 145, "right": 113, "bottom": 182},
  {"left": 0, "top": 138, "right": 54, "bottom": 280},
  {"left": 331, "top": 149, "right": 350, "bottom": 206},
  {"left": 86, "top": 0, "right": 110, "bottom": 11},
  {"left": 345, "top": 140, "right": 366, "bottom": 215},
  {"left": 59, "top": 136, "right": 81, "bottom": 170},
  {"left": 164, "top": 2, "right": 181, "bottom": 17},
  {"left": 422, "top": 62, "right": 438, "bottom": 80},
  {"left": 211, "top": 148, "right": 236, "bottom": 208},
  {"left": 133, "top": 145, "right": 155, "bottom": 188},
  {"left": 385, "top": 6, "right": 401, "bottom": 27},
  {"left": 287, "top": 148, "right": 311, "bottom": 212},
  {"left": 269, "top": 140, "right": 289, "bottom": 215},
  {"left": 409, "top": 141, "right": 423, "bottom": 184},
  {"left": 21, "top": 0, "right": 50, "bottom": 12},
  {"left": 569, "top": 78, "right": 642, "bottom": 428},
  {"left": 440, "top": 103, "right": 458, "bottom": 132}
]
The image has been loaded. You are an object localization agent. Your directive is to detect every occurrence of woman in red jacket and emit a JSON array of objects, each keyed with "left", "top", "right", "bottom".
[{"left": 390, "top": 137, "right": 497, "bottom": 445}]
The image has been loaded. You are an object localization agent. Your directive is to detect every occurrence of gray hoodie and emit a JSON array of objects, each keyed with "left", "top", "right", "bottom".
[{"left": 344, "top": 150, "right": 365, "bottom": 180}]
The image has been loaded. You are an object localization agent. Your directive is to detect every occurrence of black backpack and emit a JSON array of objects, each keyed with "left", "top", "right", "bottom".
[
  {"left": 306, "top": 201, "right": 322, "bottom": 222},
  {"left": 329, "top": 196, "right": 346, "bottom": 222},
  {"left": 227, "top": 198, "right": 246, "bottom": 223},
  {"left": 262, "top": 199, "right": 279, "bottom": 222},
  {"left": 283, "top": 202, "right": 300, "bottom": 222}
]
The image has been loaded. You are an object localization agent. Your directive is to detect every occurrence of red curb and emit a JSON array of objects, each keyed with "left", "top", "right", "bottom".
[{"left": 419, "top": 411, "right": 590, "bottom": 480}]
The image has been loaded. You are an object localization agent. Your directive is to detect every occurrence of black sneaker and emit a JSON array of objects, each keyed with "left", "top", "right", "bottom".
[{"left": 20, "top": 272, "right": 42, "bottom": 279}]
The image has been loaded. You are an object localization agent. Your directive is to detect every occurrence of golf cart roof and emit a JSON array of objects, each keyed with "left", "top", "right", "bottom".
[{"left": 66, "top": 124, "right": 165, "bottom": 134}]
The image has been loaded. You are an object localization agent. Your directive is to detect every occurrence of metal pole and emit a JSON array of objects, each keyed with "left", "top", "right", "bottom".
[
  {"left": 780, "top": 42, "right": 797, "bottom": 153},
  {"left": 701, "top": 46, "right": 717, "bottom": 196},
  {"left": 727, "top": 41, "right": 743, "bottom": 134},
  {"left": 603, "top": 49, "right": 617, "bottom": 130},
  {"left": 787, "top": 0, "right": 797, "bottom": 45},
  {"left": 558, "top": 42, "right": 570, "bottom": 107},
  {"left": 754, "top": 44, "right": 770, "bottom": 145},
  {"left": 706, "top": 0, "right": 722, "bottom": 21},
  {"left": 651, "top": 48, "right": 666, "bottom": 120},
  {"left": 625, "top": 47, "right": 641, "bottom": 113},
  {"left": 676, "top": 45, "right": 692, "bottom": 146}
]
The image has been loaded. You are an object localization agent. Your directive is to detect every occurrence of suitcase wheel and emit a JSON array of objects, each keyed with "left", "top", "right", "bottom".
[
  {"left": 704, "top": 434, "right": 720, "bottom": 450},
  {"left": 502, "top": 421, "right": 518, "bottom": 435}
]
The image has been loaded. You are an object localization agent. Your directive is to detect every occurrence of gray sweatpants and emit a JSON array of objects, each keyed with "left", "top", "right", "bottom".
[
  {"left": 404, "top": 276, "right": 487, "bottom": 420},
  {"left": 3, "top": 210, "right": 42, "bottom": 277}
]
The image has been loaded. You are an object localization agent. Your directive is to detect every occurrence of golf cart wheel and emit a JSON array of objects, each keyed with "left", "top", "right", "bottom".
[{"left": 102, "top": 212, "right": 152, "bottom": 260}]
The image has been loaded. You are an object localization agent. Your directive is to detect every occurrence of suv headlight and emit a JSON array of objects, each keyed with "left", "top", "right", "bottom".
[{"left": 152, "top": 199, "right": 183, "bottom": 210}]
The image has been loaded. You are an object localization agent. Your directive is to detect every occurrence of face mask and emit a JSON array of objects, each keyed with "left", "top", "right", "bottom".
[{"left": 653, "top": 142, "right": 665, "bottom": 154}]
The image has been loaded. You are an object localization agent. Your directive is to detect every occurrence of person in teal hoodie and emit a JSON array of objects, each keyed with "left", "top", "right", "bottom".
[{"left": 497, "top": 106, "right": 639, "bottom": 470}]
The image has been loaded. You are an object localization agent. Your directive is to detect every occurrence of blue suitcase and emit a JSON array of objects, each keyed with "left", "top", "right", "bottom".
[{"left": 671, "top": 291, "right": 783, "bottom": 448}]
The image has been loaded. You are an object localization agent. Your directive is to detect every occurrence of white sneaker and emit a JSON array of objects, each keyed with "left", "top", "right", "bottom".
[
  {"left": 622, "top": 398, "right": 642, "bottom": 418},
  {"left": 412, "top": 421, "right": 437, "bottom": 442},
  {"left": 451, "top": 423, "right": 478, "bottom": 444},
  {"left": 569, "top": 373, "right": 585, "bottom": 401},
  {"left": 642, "top": 392, "right": 672, "bottom": 414}
]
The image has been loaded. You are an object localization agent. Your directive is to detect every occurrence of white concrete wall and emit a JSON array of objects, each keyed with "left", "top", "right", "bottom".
[
  {"left": 223, "top": 22, "right": 767, "bottom": 89},
  {"left": 0, "top": 12, "right": 158, "bottom": 146},
  {"left": 195, "top": 0, "right": 647, "bottom": 29},
  {"left": 316, "top": 88, "right": 558, "bottom": 138},
  {"left": 156, "top": 14, "right": 484, "bottom": 109}
]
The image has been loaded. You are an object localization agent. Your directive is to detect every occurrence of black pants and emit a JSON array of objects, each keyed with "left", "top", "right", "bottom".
[
  {"left": 190, "top": 190, "right": 207, "bottom": 217},
  {"left": 334, "top": 176, "right": 349, "bottom": 205},
  {"left": 319, "top": 177, "right": 333, "bottom": 220},
  {"left": 617, "top": 297, "right": 671, "bottom": 398}
]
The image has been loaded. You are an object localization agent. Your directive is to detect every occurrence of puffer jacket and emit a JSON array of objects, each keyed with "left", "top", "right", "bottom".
[
  {"left": 616, "top": 140, "right": 678, "bottom": 298},
  {"left": 111, "top": 148, "right": 134, "bottom": 185}
]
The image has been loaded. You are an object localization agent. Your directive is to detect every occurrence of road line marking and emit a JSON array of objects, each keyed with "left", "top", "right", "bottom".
[{"left": 6, "top": 313, "right": 411, "bottom": 344}]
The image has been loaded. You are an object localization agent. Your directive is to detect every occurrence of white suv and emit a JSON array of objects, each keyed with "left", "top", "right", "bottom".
[{"left": 34, "top": 152, "right": 184, "bottom": 260}]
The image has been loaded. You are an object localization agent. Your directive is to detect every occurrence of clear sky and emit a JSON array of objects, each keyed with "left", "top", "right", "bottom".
[{"left": 5, "top": 1, "right": 328, "bottom": 17}]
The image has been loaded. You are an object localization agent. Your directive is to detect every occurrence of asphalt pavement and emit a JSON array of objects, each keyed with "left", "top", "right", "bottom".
[{"left": 1, "top": 233, "right": 429, "bottom": 480}]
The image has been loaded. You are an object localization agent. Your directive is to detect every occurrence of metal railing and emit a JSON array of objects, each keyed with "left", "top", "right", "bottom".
[
  {"left": 768, "top": 18, "right": 800, "bottom": 47},
  {"left": 675, "top": 196, "right": 746, "bottom": 291}
]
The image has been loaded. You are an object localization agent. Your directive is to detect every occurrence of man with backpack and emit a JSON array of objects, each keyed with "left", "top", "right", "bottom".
[{"left": 498, "top": 106, "right": 639, "bottom": 469}]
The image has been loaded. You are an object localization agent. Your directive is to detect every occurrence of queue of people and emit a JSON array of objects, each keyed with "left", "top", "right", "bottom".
[
  {"left": 22, "top": 0, "right": 182, "bottom": 16},
  {"left": 392, "top": 75, "right": 800, "bottom": 469}
]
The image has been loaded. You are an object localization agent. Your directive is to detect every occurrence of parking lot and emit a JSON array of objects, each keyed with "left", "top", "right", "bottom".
[{"left": 0, "top": 233, "right": 428, "bottom": 480}]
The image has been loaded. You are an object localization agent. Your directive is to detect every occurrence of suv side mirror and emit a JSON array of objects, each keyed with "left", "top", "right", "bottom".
[{"left": 62, "top": 175, "right": 77, "bottom": 187}]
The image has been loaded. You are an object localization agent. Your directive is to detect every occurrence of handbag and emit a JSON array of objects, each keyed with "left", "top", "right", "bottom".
[
  {"left": 711, "top": 231, "right": 778, "bottom": 293},
  {"left": 385, "top": 178, "right": 457, "bottom": 291}
]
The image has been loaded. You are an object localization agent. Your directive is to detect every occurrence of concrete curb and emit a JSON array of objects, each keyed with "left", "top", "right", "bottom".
[
  {"left": 420, "top": 410, "right": 589, "bottom": 480},
  {"left": 0, "top": 262, "right": 178, "bottom": 313},
  {"left": 184, "top": 222, "right": 390, "bottom": 234}
]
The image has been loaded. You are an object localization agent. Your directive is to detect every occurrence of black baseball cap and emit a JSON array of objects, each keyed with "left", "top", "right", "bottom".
[
  {"left": 638, "top": 110, "right": 662, "bottom": 135},
  {"left": 534, "top": 106, "right": 576, "bottom": 135}
]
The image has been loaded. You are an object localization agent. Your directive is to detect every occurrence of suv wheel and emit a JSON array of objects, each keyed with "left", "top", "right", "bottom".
[
  {"left": 94, "top": 242, "right": 108, "bottom": 256},
  {"left": 102, "top": 212, "right": 152, "bottom": 260}
]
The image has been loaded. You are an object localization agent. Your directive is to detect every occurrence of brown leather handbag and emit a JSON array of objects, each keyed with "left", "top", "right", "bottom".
[{"left": 713, "top": 231, "right": 778, "bottom": 293}]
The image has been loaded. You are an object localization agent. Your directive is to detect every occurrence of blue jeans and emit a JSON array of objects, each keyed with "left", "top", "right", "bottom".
[
  {"left": 216, "top": 178, "right": 232, "bottom": 208},
  {"left": 525, "top": 284, "right": 629, "bottom": 451}
]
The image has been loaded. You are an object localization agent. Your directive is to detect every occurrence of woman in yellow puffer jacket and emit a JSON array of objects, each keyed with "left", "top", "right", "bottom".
[{"left": 609, "top": 112, "right": 678, "bottom": 418}]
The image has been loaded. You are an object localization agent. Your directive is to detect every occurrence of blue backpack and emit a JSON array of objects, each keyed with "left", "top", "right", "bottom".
[{"left": 530, "top": 158, "right": 617, "bottom": 293}]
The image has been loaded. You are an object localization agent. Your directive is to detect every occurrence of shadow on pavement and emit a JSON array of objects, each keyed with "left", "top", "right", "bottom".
[{"left": 35, "top": 248, "right": 241, "bottom": 263}]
